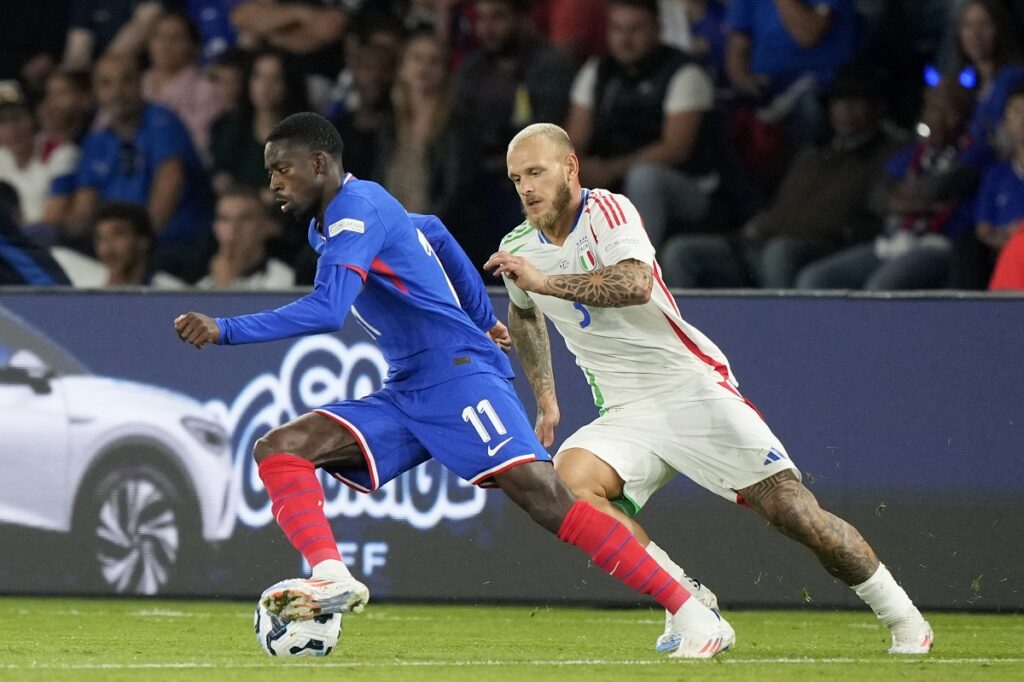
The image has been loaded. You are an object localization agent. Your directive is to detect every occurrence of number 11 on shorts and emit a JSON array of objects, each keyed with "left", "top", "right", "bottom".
[{"left": 461, "top": 399, "right": 508, "bottom": 443}]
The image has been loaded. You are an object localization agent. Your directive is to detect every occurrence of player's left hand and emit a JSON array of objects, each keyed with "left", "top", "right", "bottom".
[
  {"left": 484, "top": 251, "right": 548, "bottom": 294},
  {"left": 174, "top": 312, "right": 219, "bottom": 349},
  {"left": 487, "top": 320, "right": 512, "bottom": 352}
]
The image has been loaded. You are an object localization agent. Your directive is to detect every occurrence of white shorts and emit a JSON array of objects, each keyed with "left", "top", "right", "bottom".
[{"left": 556, "top": 380, "right": 798, "bottom": 513}]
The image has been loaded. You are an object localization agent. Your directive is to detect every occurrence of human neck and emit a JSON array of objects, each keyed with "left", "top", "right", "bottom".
[{"left": 108, "top": 261, "right": 146, "bottom": 285}]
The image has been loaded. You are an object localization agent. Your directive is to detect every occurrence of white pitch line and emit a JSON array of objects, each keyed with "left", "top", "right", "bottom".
[{"left": 2, "top": 658, "right": 1023, "bottom": 670}]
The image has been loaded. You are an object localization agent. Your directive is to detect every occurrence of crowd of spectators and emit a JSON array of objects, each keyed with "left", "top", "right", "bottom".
[{"left": 0, "top": 0, "right": 1022, "bottom": 291}]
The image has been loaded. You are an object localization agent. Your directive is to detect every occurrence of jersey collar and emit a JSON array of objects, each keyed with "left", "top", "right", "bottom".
[{"left": 537, "top": 189, "right": 589, "bottom": 244}]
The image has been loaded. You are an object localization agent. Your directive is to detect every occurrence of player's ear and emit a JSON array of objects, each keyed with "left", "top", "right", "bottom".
[
  {"left": 311, "top": 151, "right": 330, "bottom": 176},
  {"left": 565, "top": 153, "right": 580, "bottom": 181}
]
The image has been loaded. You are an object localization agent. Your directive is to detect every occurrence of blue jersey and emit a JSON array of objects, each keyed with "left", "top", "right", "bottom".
[{"left": 216, "top": 175, "right": 511, "bottom": 390}]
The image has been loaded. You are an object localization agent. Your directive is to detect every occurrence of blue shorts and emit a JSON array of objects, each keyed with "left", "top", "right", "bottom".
[{"left": 313, "top": 372, "right": 550, "bottom": 492}]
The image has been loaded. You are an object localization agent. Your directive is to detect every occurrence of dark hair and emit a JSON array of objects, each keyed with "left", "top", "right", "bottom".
[
  {"left": 49, "top": 68, "right": 91, "bottom": 94},
  {"left": 608, "top": 0, "right": 659, "bottom": 15},
  {"left": 267, "top": 112, "right": 345, "bottom": 164},
  {"left": 243, "top": 49, "right": 310, "bottom": 120},
  {"left": 212, "top": 46, "right": 252, "bottom": 73},
  {"left": 154, "top": 9, "right": 202, "bottom": 47},
  {"left": 953, "top": 0, "right": 1023, "bottom": 73},
  {"left": 92, "top": 202, "right": 153, "bottom": 241}
]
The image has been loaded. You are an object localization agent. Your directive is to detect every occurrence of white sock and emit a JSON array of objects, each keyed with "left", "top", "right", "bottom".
[
  {"left": 852, "top": 563, "right": 922, "bottom": 627},
  {"left": 646, "top": 541, "right": 686, "bottom": 581},
  {"left": 311, "top": 559, "right": 353, "bottom": 582}
]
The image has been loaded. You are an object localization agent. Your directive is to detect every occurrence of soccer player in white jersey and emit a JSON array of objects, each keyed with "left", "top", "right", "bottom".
[{"left": 485, "top": 123, "right": 933, "bottom": 655}]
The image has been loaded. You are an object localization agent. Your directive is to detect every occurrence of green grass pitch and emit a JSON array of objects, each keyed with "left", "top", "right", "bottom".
[{"left": 1, "top": 597, "right": 1020, "bottom": 681}]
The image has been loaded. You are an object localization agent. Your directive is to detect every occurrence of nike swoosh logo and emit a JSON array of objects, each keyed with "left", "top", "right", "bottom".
[{"left": 486, "top": 436, "right": 514, "bottom": 457}]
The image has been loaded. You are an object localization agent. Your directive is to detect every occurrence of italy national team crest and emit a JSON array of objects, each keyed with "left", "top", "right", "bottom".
[{"left": 576, "top": 239, "right": 597, "bottom": 271}]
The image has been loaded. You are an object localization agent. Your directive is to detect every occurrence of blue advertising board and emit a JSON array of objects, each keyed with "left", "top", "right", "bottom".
[{"left": 0, "top": 290, "right": 1020, "bottom": 610}]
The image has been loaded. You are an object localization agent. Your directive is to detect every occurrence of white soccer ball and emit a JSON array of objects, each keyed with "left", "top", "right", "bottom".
[{"left": 253, "top": 601, "right": 341, "bottom": 657}]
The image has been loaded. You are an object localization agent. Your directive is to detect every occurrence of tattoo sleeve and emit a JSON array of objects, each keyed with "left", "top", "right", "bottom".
[
  {"left": 542, "top": 259, "right": 654, "bottom": 307},
  {"left": 507, "top": 301, "right": 557, "bottom": 406}
]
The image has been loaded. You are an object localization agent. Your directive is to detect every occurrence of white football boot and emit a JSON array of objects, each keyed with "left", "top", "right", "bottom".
[
  {"left": 655, "top": 574, "right": 722, "bottom": 653},
  {"left": 260, "top": 576, "right": 370, "bottom": 622},
  {"left": 888, "top": 618, "right": 933, "bottom": 654},
  {"left": 663, "top": 597, "right": 735, "bottom": 659}
]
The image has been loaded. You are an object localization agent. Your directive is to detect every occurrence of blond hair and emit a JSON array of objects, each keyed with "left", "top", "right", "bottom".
[{"left": 508, "top": 123, "right": 575, "bottom": 155}]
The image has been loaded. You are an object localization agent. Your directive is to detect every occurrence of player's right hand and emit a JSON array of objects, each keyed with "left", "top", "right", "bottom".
[
  {"left": 487, "top": 321, "right": 512, "bottom": 352},
  {"left": 174, "top": 312, "right": 220, "bottom": 349},
  {"left": 535, "top": 402, "right": 560, "bottom": 448}
]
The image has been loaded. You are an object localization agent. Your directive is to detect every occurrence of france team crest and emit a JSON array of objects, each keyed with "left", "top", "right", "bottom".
[{"left": 577, "top": 239, "right": 597, "bottom": 271}]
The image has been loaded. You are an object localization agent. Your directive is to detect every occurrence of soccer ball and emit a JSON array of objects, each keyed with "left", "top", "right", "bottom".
[{"left": 253, "top": 600, "right": 341, "bottom": 657}]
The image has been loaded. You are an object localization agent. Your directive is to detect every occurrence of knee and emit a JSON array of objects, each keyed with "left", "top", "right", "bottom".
[
  {"left": 253, "top": 425, "right": 306, "bottom": 464},
  {"left": 553, "top": 465, "right": 604, "bottom": 503}
]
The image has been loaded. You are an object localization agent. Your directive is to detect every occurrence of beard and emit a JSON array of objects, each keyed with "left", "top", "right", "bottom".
[{"left": 524, "top": 180, "right": 573, "bottom": 233}]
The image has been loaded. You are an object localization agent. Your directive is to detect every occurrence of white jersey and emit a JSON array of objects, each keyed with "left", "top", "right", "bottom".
[{"left": 500, "top": 188, "right": 736, "bottom": 412}]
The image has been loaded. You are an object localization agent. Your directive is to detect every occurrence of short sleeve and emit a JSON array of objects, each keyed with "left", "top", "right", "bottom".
[
  {"left": 570, "top": 58, "right": 599, "bottom": 109},
  {"left": 318, "top": 194, "right": 388, "bottom": 274},
  {"left": 503, "top": 275, "right": 534, "bottom": 310},
  {"left": 664, "top": 65, "right": 714, "bottom": 114},
  {"left": 726, "top": 0, "right": 753, "bottom": 33},
  {"left": 147, "top": 110, "right": 193, "bottom": 167},
  {"left": 590, "top": 192, "right": 656, "bottom": 266}
]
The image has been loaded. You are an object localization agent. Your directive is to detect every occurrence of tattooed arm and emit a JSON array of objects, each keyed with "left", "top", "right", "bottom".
[
  {"left": 485, "top": 253, "right": 654, "bottom": 308},
  {"left": 507, "top": 301, "right": 560, "bottom": 447}
]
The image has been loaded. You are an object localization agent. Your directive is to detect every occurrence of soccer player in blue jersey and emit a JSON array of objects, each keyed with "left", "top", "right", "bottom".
[{"left": 173, "top": 113, "right": 732, "bottom": 658}]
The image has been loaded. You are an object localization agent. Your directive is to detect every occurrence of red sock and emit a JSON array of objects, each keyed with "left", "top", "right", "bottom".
[
  {"left": 258, "top": 453, "right": 341, "bottom": 568},
  {"left": 557, "top": 500, "right": 690, "bottom": 614}
]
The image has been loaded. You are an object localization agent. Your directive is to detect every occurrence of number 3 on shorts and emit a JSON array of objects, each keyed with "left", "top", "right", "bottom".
[{"left": 461, "top": 399, "right": 508, "bottom": 443}]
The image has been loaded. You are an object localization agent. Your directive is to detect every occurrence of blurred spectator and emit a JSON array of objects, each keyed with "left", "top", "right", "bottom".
[
  {"left": 0, "top": 81, "right": 79, "bottom": 224},
  {"left": 196, "top": 189, "right": 295, "bottom": 288},
  {"left": 724, "top": 0, "right": 860, "bottom": 187},
  {"left": 331, "top": 44, "right": 398, "bottom": 181},
  {"left": 185, "top": 0, "right": 240, "bottom": 62},
  {"left": 62, "top": 0, "right": 168, "bottom": 70},
  {"left": 566, "top": 0, "right": 721, "bottom": 247},
  {"left": 210, "top": 49, "right": 309, "bottom": 195},
  {"left": 539, "top": 0, "right": 608, "bottom": 63},
  {"left": 0, "top": 181, "right": 71, "bottom": 286},
  {"left": 143, "top": 10, "right": 223, "bottom": 155},
  {"left": 326, "top": 15, "right": 406, "bottom": 121},
  {"left": 947, "top": 0, "right": 1024, "bottom": 165},
  {"left": 37, "top": 70, "right": 94, "bottom": 148},
  {"left": 384, "top": 30, "right": 464, "bottom": 218},
  {"left": 725, "top": 0, "right": 860, "bottom": 104},
  {"left": 91, "top": 201, "right": 184, "bottom": 286},
  {"left": 795, "top": 79, "right": 978, "bottom": 290},
  {"left": 951, "top": 82, "right": 1024, "bottom": 288},
  {"left": 59, "top": 54, "right": 214, "bottom": 282},
  {"left": 230, "top": 0, "right": 349, "bottom": 105},
  {"left": 678, "top": 0, "right": 727, "bottom": 84},
  {"left": 451, "top": 0, "right": 576, "bottom": 255},
  {"left": 205, "top": 47, "right": 250, "bottom": 117},
  {"left": 660, "top": 74, "right": 900, "bottom": 288},
  {"left": 989, "top": 219, "right": 1024, "bottom": 290}
]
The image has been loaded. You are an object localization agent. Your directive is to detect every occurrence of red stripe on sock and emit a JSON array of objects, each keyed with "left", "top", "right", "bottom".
[
  {"left": 258, "top": 453, "right": 342, "bottom": 568},
  {"left": 557, "top": 500, "right": 690, "bottom": 613}
]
